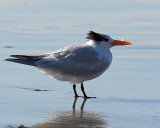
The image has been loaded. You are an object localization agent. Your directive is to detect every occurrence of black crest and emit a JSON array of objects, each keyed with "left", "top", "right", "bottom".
[{"left": 86, "top": 31, "right": 108, "bottom": 42}]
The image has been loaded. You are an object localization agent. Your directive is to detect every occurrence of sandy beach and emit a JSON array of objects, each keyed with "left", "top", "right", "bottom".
[{"left": 0, "top": 0, "right": 160, "bottom": 128}]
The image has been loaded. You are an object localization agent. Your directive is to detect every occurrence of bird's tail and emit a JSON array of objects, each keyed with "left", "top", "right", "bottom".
[{"left": 5, "top": 55, "right": 47, "bottom": 66}]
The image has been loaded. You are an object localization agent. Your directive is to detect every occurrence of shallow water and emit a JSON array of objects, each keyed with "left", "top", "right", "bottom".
[{"left": 0, "top": 0, "right": 160, "bottom": 128}]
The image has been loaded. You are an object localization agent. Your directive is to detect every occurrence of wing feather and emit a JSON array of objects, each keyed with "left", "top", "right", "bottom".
[{"left": 36, "top": 45, "right": 109, "bottom": 77}]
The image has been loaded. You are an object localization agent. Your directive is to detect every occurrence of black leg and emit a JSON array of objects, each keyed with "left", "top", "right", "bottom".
[
  {"left": 73, "top": 84, "right": 79, "bottom": 97},
  {"left": 81, "top": 83, "right": 96, "bottom": 98},
  {"left": 81, "top": 83, "right": 88, "bottom": 98}
]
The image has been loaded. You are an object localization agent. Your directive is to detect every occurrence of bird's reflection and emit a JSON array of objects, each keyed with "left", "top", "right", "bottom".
[
  {"left": 72, "top": 97, "right": 87, "bottom": 110},
  {"left": 31, "top": 98, "right": 106, "bottom": 128}
]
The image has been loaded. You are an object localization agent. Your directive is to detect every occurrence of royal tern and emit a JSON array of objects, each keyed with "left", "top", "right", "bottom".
[{"left": 5, "top": 31, "right": 132, "bottom": 98}]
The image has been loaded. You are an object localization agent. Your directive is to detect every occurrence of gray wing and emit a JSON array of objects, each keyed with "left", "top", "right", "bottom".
[{"left": 35, "top": 45, "right": 109, "bottom": 76}]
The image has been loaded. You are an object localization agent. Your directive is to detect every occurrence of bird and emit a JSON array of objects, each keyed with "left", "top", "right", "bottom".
[{"left": 5, "top": 31, "right": 132, "bottom": 98}]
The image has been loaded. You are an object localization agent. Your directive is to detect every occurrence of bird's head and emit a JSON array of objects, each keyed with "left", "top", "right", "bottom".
[{"left": 86, "top": 31, "right": 132, "bottom": 48}]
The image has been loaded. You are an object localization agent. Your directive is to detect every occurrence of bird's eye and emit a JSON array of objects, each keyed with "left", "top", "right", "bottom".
[{"left": 103, "top": 38, "right": 109, "bottom": 42}]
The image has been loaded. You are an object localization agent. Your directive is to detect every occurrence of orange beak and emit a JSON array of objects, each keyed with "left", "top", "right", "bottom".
[{"left": 111, "top": 40, "right": 132, "bottom": 46}]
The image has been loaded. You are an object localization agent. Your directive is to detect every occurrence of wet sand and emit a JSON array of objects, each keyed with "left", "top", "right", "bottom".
[{"left": 1, "top": 0, "right": 160, "bottom": 128}]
